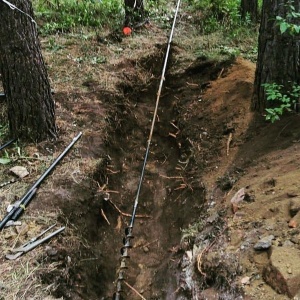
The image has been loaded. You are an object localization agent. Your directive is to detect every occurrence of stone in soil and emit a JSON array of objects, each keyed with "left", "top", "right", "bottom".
[
  {"left": 263, "top": 246, "right": 300, "bottom": 298},
  {"left": 253, "top": 235, "right": 274, "bottom": 250}
]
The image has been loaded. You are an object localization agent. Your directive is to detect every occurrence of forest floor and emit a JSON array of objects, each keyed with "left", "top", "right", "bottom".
[{"left": 1, "top": 14, "right": 300, "bottom": 300}]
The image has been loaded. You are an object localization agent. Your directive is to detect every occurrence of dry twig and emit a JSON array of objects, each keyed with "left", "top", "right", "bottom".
[
  {"left": 108, "top": 199, "right": 150, "bottom": 219},
  {"left": 124, "top": 281, "right": 146, "bottom": 300},
  {"left": 226, "top": 132, "right": 233, "bottom": 156},
  {"left": 100, "top": 209, "right": 110, "bottom": 225}
]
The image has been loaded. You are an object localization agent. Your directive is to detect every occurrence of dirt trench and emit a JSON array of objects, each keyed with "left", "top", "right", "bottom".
[{"left": 53, "top": 52, "right": 233, "bottom": 299}]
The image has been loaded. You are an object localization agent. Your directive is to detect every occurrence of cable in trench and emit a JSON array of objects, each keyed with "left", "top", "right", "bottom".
[{"left": 113, "top": 0, "right": 182, "bottom": 298}]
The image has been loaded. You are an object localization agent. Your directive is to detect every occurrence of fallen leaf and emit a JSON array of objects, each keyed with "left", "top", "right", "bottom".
[{"left": 0, "top": 158, "right": 11, "bottom": 165}]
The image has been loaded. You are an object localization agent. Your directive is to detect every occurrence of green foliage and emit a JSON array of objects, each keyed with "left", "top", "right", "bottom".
[
  {"left": 185, "top": 0, "right": 243, "bottom": 33},
  {"left": 33, "top": 0, "right": 178, "bottom": 34},
  {"left": 263, "top": 83, "right": 300, "bottom": 123},
  {"left": 0, "top": 123, "right": 9, "bottom": 139},
  {"left": 33, "top": 0, "right": 124, "bottom": 34},
  {"left": 47, "top": 37, "right": 64, "bottom": 51},
  {"left": 181, "top": 221, "right": 204, "bottom": 243},
  {"left": 276, "top": 1, "right": 300, "bottom": 35},
  {"left": 0, "top": 154, "right": 10, "bottom": 165},
  {"left": 146, "top": 0, "right": 175, "bottom": 28},
  {"left": 32, "top": 0, "right": 257, "bottom": 36}
]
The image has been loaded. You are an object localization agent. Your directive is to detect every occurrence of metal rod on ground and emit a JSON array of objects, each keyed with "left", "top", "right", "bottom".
[
  {"left": 11, "top": 132, "right": 82, "bottom": 221},
  {"left": 0, "top": 132, "right": 82, "bottom": 230},
  {"left": 0, "top": 188, "right": 37, "bottom": 230},
  {"left": 0, "top": 138, "right": 16, "bottom": 151},
  {"left": 113, "top": 0, "right": 182, "bottom": 298}
]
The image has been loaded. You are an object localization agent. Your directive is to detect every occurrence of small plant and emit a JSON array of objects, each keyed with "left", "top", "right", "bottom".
[
  {"left": 181, "top": 221, "right": 204, "bottom": 244},
  {"left": 263, "top": 82, "right": 300, "bottom": 122},
  {"left": 0, "top": 123, "right": 9, "bottom": 139},
  {"left": 0, "top": 150, "right": 11, "bottom": 165},
  {"left": 276, "top": 1, "right": 300, "bottom": 35}
]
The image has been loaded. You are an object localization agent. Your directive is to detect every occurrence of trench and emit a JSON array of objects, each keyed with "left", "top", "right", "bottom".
[{"left": 53, "top": 51, "right": 233, "bottom": 299}]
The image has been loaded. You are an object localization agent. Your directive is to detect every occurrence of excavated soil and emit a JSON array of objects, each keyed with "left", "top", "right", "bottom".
[{"left": 1, "top": 23, "right": 300, "bottom": 300}]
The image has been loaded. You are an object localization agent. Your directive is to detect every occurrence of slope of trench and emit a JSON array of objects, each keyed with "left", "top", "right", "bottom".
[
  {"left": 98, "top": 79, "right": 205, "bottom": 299},
  {"left": 57, "top": 54, "right": 233, "bottom": 300}
]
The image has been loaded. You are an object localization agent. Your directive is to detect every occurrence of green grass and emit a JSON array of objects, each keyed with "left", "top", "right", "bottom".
[
  {"left": 32, "top": 0, "right": 260, "bottom": 36},
  {"left": 33, "top": 0, "right": 124, "bottom": 34}
]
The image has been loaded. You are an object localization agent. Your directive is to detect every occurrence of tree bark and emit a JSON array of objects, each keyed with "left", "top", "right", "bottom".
[
  {"left": 241, "top": 0, "right": 258, "bottom": 23},
  {"left": 0, "top": 0, "right": 57, "bottom": 141},
  {"left": 124, "top": 0, "right": 145, "bottom": 27},
  {"left": 252, "top": 0, "right": 300, "bottom": 112}
]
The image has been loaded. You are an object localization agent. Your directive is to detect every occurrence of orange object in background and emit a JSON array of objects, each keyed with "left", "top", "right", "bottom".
[{"left": 123, "top": 27, "right": 132, "bottom": 35}]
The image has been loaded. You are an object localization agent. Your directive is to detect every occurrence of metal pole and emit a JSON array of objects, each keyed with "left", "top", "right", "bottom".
[
  {"left": 0, "top": 132, "right": 82, "bottom": 230},
  {"left": 0, "top": 138, "right": 16, "bottom": 151},
  {"left": 113, "top": 0, "right": 182, "bottom": 298},
  {"left": 11, "top": 132, "right": 82, "bottom": 220}
]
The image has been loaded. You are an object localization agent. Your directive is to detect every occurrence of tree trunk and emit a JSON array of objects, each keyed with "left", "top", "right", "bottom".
[
  {"left": 252, "top": 0, "right": 300, "bottom": 112},
  {"left": 0, "top": 0, "right": 57, "bottom": 141},
  {"left": 124, "top": 0, "right": 145, "bottom": 27},
  {"left": 241, "top": 0, "right": 258, "bottom": 23}
]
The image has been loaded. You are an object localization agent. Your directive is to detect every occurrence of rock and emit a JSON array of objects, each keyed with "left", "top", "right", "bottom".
[
  {"left": 288, "top": 212, "right": 300, "bottom": 228},
  {"left": 143, "top": 246, "right": 149, "bottom": 253},
  {"left": 290, "top": 235, "right": 300, "bottom": 245},
  {"left": 263, "top": 246, "right": 300, "bottom": 298},
  {"left": 254, "top": 235, "right": 274, "bottom": 250},
  {"left": 207, "top": 212, "right": 219, "bottom": 224},
  {"left": 230, "top": 188, "right": 245, "bottom": 213},
  {"left": 283, "top": 240, "right": 294, "bottom": 247},
  {"left": 241, "top": 276, "right": 250, "bottom": 285},
  {"left": 290, "top": 198, "right": 300, "bottom": 216},
  {"left": 9, "top": 166, "right": 29, "bottom": 178}
]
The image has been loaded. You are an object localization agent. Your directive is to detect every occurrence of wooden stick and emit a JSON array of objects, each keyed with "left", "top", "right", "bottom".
[
  {"left": 226, "top": 132, "right": 233, "bottom": 156},
  {"left": 168, "top": 132, "right": 177, "bottom": 138},
  {"left": 101, "top": 209, "right": 110, "bottom": 225},
  {"left": 186, "top": 82, "right": 198, "bottom": 87},
  {"left": 124, "top": 281, "right": 146, "bottom": 300},
  {"left": 218, "top": 68, "right": 224, "bottom": 78},
  {"left": 159, "top": 175, "right": 184, "bottom": 180},
  {"left": 135, "top": 239, "right": 158, "bottom": 249}
]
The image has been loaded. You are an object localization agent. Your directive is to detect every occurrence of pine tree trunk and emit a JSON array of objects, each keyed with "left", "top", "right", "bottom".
[
  {"left": 241, "top": 0, "right": 258, "bottom": 23},
  {"left": 252, "top": 0, "right": 300, "bottom": 112},
  {"left": 0, "top": 0, "right": 57, "bottom": 141}
]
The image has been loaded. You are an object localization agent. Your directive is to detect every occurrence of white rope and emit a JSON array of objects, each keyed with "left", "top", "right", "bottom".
[{"left": 1, "top": 0, "right": 37, "bottom": 25}]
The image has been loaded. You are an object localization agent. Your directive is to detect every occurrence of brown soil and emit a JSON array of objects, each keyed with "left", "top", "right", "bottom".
[{"left": 1, "top": 22, "right": 300, "bottom": 300}]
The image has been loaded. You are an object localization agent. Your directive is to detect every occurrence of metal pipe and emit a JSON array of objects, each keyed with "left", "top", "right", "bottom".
[
  {"left": 0, "top": 138, "right": 16, "bottom": 151},
  {"left": 0, "top": 132, "right": 82, "bottom": 230},
  {"left": 11, "top": 132, "right": 82, "bottom": 221},
  {"left": 113, "top": 0, "right": 182, "bottom": 297}
]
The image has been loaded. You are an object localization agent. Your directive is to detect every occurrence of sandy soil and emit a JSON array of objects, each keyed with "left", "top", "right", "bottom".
[{"left": 0, "top": 20, "right": 300, "bottom": 300}]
